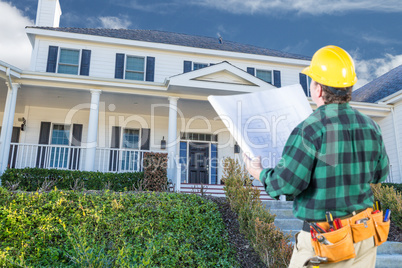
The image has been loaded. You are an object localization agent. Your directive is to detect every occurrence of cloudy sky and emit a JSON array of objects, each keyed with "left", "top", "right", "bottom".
[{"left": 1, "top": 0, "right": 401, "bottom": 89}]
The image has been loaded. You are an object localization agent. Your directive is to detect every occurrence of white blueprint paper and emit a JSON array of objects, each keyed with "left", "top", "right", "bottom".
[{"left": 208, "top": 84, "right": 313, "bottom": 168}]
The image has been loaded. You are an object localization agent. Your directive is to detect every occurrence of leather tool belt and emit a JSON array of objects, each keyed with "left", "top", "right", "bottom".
[{"left": 304, "top": 208, "right": 390, "bottom": 263}]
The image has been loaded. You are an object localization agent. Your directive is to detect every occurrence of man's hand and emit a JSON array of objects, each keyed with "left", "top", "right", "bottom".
[{"left": 243, "top": 153, "right": 263, "bottom": 181}]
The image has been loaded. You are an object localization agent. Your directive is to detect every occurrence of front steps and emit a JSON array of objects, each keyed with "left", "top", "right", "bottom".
[
  {"left": 263, "top": 200, "right": 402, "bottom": 268},
  {"left": 180, "top": 183, "right": 274, "bottom": 201}
]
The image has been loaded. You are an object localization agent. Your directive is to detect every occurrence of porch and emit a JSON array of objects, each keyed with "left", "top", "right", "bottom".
[{"left": 6, "top": 142, "right": 274, "bottom": 199}]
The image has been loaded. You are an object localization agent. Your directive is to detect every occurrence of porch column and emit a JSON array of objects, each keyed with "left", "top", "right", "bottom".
[
  {"left": 84, "top": 89, "right": 101, "bottom": 171},
  {"left": 167, "top": 96, "right": 179, "bottom": 186},
  {"left": 0, "top": 83, "right": 20, "bottom": 176}
]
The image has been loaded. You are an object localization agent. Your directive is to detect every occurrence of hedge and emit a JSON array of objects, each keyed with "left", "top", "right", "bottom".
[
  {"left": 0, "top": 189, "right": 239, "bottom": 267},
  {"left": 1, "top": 168, "right": 143, "bottom": 192}
]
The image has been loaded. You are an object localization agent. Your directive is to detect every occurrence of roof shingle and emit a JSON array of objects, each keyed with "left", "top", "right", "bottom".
[
  {"left": 352, "top": 65, "right": 402, "bottom": 103},
  {"left": 27, "top": 27, "right": 311, "bottom": 61}
]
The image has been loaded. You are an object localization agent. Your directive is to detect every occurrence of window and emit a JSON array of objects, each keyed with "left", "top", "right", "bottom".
[
  {"left": 125, "top": 56, "right": 145, "bottom": 81},
  {"left": 58, "top": 49, "right": 80, "bottom": 75},
  {"left": 50, "top": 124, "right": 70, "bottom": 168},
  {"left": 256, "top": 69, "right": 272, "bottom": 84},
  {"left": 180, "top": 132, "right": 218, "bottom": 142},
  {"left": 122, "top": 129, "right": 140, "bottom": 149},
  {"left": 300, "top": 74, "right": 312, "bottom": 97},
  {"left": 193, "top": 63, "right": 208, "bottom": 70},
  {"left": 121, "top": 128, "right": 140, "bottom": 171}
]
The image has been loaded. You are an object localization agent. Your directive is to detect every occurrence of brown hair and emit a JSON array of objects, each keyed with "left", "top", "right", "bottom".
[{"left": 320, "top": 84, "right": 353, "bottom": 104}]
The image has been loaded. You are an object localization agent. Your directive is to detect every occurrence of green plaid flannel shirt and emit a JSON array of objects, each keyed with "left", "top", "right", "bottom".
[{"left": 260, "top": 103, "right": 389, "bottom": 221}]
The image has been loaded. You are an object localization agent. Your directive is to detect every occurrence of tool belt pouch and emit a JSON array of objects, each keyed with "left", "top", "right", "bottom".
[
  {"left": 370, "top": 211, "right": 390, "bottom": 246},
  {"left": 349, "top": 209, "right": 376, "bottom": 243},
  {"left": 310, "top": 226, "right": 356, "bottom": 263}
]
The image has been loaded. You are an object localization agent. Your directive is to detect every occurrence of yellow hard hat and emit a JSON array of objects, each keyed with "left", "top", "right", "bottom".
[{"left": 302, "top": 45, "right": 357, "bottom": 87}]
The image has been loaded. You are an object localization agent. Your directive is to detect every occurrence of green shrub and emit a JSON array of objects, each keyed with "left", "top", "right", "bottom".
[
  {"left": 1, "top": 168, "right": 143, "bottom": 192},
  {"left": 0, "top": 188, "right": 239, "bottom": 267},
  {"left": 372, "top": 183, "right": 402, "bottom": 228},
  {"left": 383, "top": 183, "right": 402, "bottom": 194},
  {"left": 222, "top": 157, "right": 292, "bottom": 267}
]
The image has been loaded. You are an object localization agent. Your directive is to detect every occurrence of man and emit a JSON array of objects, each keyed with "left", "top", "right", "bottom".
[{"left": 244, "top": 45, "right": 389, "bottom": 267}]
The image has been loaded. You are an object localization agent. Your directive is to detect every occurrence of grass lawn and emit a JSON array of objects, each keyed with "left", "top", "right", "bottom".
[{"left": 0, "top": 188, "right": 239, "bottom": 267}]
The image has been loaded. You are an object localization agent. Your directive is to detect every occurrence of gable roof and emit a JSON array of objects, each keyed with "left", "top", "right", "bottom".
[
  {"left": 352, "top": 65, "right": 402, "bottom": 103},
  {"left": 27, "top": 27, "right": 311, "bottom": 61},
  {"left": 167, "top": 61, "right": 276, "bottom": 96}
]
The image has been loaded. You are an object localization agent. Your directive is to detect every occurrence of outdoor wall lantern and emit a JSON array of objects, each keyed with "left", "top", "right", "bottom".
[
  {"left": 234, "top": 142, "right": 240, "bottom": 154},
  {"left": 161, "top": 136, "right": 166, "bottom": 150},
  {"left": 18, "top": 117, "right": 26, "bottom": 131}
]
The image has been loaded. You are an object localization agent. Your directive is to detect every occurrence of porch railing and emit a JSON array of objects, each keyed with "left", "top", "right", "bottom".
[
  {"left": 8, "top": 143, "right": 86, "bottom": 170},
  {"left": 7, "top": 143, "right": 164, "bottom": 173}
]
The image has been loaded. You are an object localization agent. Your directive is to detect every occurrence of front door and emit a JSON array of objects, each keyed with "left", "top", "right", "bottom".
[{"left": 189, "top": 142, "right": 209, "bottom": 184}]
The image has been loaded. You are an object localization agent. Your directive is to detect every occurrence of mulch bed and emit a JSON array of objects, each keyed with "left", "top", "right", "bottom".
[
  {"left": 205, "top": 196, "right": 266, "bottom": 268},
  {"left": 388, "top": 222, "right": 402, "bottom": 242}
]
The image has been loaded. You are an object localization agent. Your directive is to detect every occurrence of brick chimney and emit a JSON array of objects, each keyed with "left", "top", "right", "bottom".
[{"left": 35, "top": 0, "right": 62, "bottom": 27}]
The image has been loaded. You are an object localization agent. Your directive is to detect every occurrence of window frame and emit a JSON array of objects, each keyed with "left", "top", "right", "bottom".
[
  {"left": 56, "top": 48, "right": 81, "bottom": 75},
  {"left": 49, "top": 123, "right": 72, "bottom": 169},
  {"left": 256, "top": 69, "right": 273, "bottom": 84},
  {"left": 121, "top": 128, "right": 141, "bottom": 150},
  {"left": 124, "top": 55, "right": 146, "bottom": 81},
  {"left": 50, "top": 123, "right": 72, "bottom": 146}
]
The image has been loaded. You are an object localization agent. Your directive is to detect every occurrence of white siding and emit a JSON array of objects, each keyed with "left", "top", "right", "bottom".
[
  {"left": 377, "top": 102, "right": 402, "bottom": 183},
  {"left": 33, "top": 37, "right": 306, "bottom": 86}
]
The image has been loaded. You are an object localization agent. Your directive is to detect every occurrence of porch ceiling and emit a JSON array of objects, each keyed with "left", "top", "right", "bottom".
[{"left": 0, "top": 82, "right": 218, "bottom": 119}]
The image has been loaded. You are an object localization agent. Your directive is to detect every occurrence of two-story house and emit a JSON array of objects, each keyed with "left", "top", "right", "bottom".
[{"left": 0, "top": 0, "right": 400, "bottom": 193}]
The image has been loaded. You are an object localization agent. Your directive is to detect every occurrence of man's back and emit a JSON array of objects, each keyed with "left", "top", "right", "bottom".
[{"left": 293, "top": 103, "right": 389, "bottom": 221}]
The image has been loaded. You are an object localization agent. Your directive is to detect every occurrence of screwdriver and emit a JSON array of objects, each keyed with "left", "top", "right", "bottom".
[{"left": 326, "top": 211, "right": 335, "bottom": 231}]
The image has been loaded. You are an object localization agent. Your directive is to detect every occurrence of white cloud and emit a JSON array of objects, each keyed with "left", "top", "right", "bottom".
[
  {"left": 188, "top": 0, "right": 402, "bottom": 15},
  {"left": 84, "top": 15, "right": 132, "bottom": 29},
  {"left": 116, "top": 0, "right": 178, "bottom": 14},
  {"left": 354, "top": 54, "right": 402, "bottom": 89},
  {"left": 0, "top": 1, "right": 34, "bottom": 69},
  {"left": 99, "top": 16, "right": 132, "bottom": 29}
]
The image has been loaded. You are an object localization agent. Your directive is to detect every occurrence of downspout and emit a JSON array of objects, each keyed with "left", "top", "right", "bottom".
[
  {"left": 6, "top": 67, "right": 13, "bottom": 86},
  {"left": 391, "top": 107, "right": 402, "bottom": 183}
]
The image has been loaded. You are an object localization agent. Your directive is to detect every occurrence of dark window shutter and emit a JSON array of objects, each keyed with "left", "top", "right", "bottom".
[
  {"left": 71, "top": 124, "right": 83, "bottom": 146},
  {"left": 247, "top": 67, "right": 255, "bottom": 76},
  {"left": 69, "top": 124, "right": 83, "bottom": 170},
  {"left": 8, "top": 127, "right": 21, "bottom": 168},
  {"left": 115, "top": 53, "right": 125, "bottom": 79},
  {"left": 273, "top": 70, "right": 281, "bottom": 87},
  {"left": 299, "top": 73, "right": 308, "bottom": 96},
  {"left": 36, "top": 122, "right": 51, "bottom": 168},
  {"left": 145, "top": 56, "right": 155, "bottom": 82},
  {"left": 46, "top": 46, "right": 58, "bottom": 73},
  {"left": 140, "top": 128, "right": 150, "bottom": 150},
  {"left": 183, "top": 61, "right": 192, "bottom": 73},
  {"left": 80, "top": 49, "right": 91, "bottom": 76},
  {"left": 109, "top": 126, "right": 121, "bottom": 172},
  {"left": 38, "top": 122, "right": 51, "bottom": 144}
]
